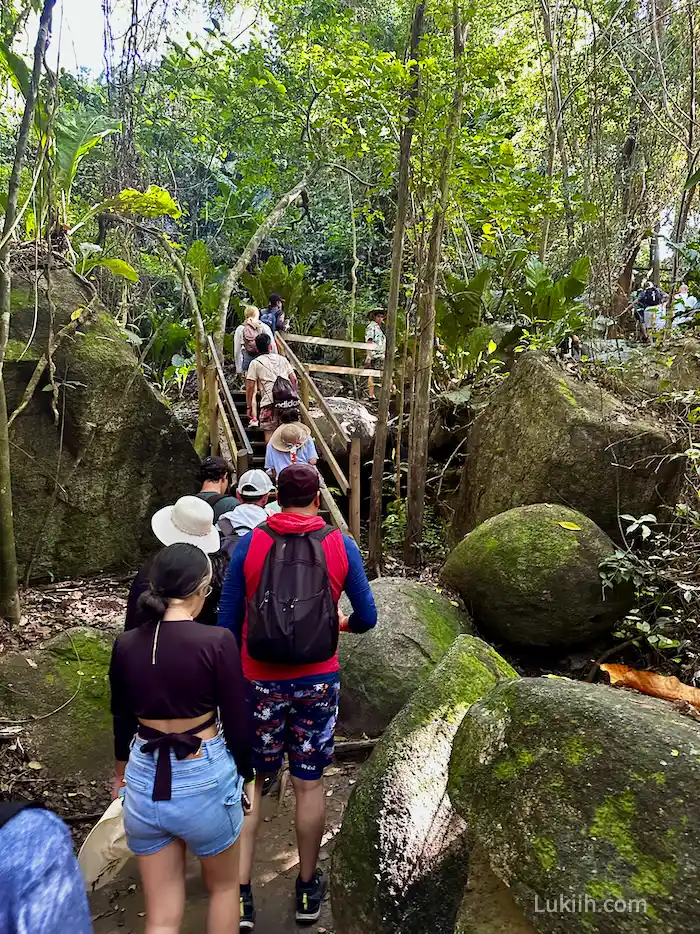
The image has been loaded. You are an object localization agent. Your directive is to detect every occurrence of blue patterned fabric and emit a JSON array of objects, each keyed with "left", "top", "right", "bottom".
[{"left": 0, "top": 808, "right": 92, "bottom": 934}]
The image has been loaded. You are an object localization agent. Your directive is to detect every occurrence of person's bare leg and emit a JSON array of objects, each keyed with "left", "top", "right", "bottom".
[
  {"left": 367, "top": 374, "right": 376, "bottom": 399},
  {"left": 201, "top": 840, "right": 240, "bottom": 934},
  {"left": 138, "top": 839, "right": 187, "bottom": 934},
  {"left": 291, "top": 775, "right": 325, "bottom": 882},
  {"left": 239, "top": 774, "right": 267, "bottom": 886}
]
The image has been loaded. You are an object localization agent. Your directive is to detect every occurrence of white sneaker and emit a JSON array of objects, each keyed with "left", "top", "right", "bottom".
[{"left": 248, "top": 417, "right": 259, "bottom": 427}]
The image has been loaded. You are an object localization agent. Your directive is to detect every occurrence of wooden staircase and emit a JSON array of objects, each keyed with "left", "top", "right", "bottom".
[{"left": 208, "top": 335, "right": 364, "bottom": 538}]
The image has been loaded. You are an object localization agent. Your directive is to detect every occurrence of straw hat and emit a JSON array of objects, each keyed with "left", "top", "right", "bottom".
[
  {"left": 78, "top": 797, "right": 132, "bottom": 891},
  {"left": 270, "top": 422, "right": 311, "bottom": 453},
  {"left": 151, "top": 495, "right": 221, "bottom": 553}
]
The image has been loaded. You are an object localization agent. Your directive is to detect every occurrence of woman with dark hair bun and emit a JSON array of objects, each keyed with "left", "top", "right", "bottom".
[{"left": 109, "top": 543, "right": 254, "bottom": 934}]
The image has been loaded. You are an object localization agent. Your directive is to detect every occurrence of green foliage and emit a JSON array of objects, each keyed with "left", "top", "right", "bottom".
[
  {"left": 97, "top": 185, "right": 182, "bottom": 220},
  {"left": 0, "top": 41, "right": 29, "bottom": 97},
  {"left": 75, "top": 243, "right": 138, "bottom": 282},
  {"left": 54, "top": 111, "right": 119, "bottom": 210},
  {"left": 240, "top": 256, "right": 336, "bottom": 334}
]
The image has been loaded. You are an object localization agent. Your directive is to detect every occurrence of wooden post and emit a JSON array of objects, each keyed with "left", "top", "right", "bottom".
[
  {"left": 207, "top": 367, "right": 219, "bottom": 456},
  {"left": 349, "top": 437, "right": 361, "bottom": 542},
  {"left": 301, "top": 375, "right": 310, "bottom": 409}
]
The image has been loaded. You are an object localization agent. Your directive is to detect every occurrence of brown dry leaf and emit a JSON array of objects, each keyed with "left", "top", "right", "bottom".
[{"left": 601, "top": 664, "right": 700, "bottom": 709}]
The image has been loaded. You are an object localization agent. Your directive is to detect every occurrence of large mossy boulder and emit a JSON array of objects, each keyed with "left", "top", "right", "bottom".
[
  {"left": 6, "top": 268, "right": 200, "bottom": 580},
  {"left": 455, "top": 845, "right": 537, "bottom": 934},
  {"left": 338, "top": 578, "right": 471, "bottom": 735},
  {"left": 440, "top": 504, "right": 633, "bottom": 648},
  {"left": 449, "top": 677, "right": 700, "bottom": 933},
  {"left": 0, "top": 628, "right": 114, "bottom": 786},
  {"left": 453, "top": 352, "right": 682, "bottom": 543},
  {"left": 309, "top": 396, "right": 377, "bottom": 456},
  {"left": 331, "top": 635, "right": 517, "bottom": 934}
]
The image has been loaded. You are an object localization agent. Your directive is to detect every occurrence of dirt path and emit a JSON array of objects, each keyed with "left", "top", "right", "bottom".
[{"left": 90, "top": 762, "right": 359, "bottom": 934}]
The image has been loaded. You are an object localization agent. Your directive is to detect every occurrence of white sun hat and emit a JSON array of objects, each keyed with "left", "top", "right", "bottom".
[
  {"left": 237, "top": 468, "right": 275, "bottom": 497},
  {"left": 151, "top": 495, "right": 221, "bottom": 553},
  {"left": 78, "top": 796, "right": 133, "bottom": 891}
]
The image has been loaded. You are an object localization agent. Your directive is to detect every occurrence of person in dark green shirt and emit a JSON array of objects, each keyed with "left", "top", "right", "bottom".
[{"left": 196, "top": 455, "right": 238, "bottom": 520}]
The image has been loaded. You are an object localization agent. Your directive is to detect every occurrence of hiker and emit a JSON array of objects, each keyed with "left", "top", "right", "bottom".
[
  {"left": 110, "top": 543, "right": 255, "bottom": 934},
  {"left": 196, "top": 455, "right": 238, "bottom": 521},
  {"left": 557, "top": 334, "right": 582, "bottom": 361},
  {"left": 234, "top": 305, "right": 278, "bottom": 374},
  {"left": 260, "top": 294, "right": 286, "bottom": 335},
  {"left": 125, "top": 495, "right": 222, "bottom": 630},
  {"left": 217, "top": 469, "right": 279, "bottom": 540},
  {"left": 218, "top": 463, "right": 377, "bottom": 928},
  {"left": 633, "top": 282, "right": 664, "bottom": 342},
  {"left": 0, "top": 804, "right": 92, "bottom": 934},
  {"left": 265, "top": 421, "right": 319, "bottom": 481},
  {"left": 364, "top": 309, "right": 386, "bottom": 400},
  {"left": 245, "top": 332, "right": 298, "bottom": 440}
]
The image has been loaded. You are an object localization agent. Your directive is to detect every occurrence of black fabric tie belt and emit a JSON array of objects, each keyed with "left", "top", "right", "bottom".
[{"left": 138, "top": 714, "right": 217, "bottom": 801}]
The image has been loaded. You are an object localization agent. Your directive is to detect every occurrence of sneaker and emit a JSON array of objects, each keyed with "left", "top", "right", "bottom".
[
  {"left": 240, "top": 885, "right": 255, "bottom": 930},
  {"left": 248, "top": 417, "right": 259, "bottom": 427},
  {"left": 295, "top": 869, "right": 327, "bottom": 924}
]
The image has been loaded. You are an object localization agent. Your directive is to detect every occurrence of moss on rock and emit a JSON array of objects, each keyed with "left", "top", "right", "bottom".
[
  {"left": 440, "top": 504, "right": 633, "bottom": 648},
  {"left": 448, "top": 677, "right": 700, "bottom": 933},
  {"left": 338, "top": 578, "right": 471, "bottom": 736},
  {"left": 5, "top": 268, "right": 200, "bottom": 580},
  {"left": 331, "top": 636, "right": 517, "bottom": 934},
  {"left": 452, "top": 352, "right": 683, "bottom": 544},
  {"left": 0, "top": 627, "right": 115, "bottom": 785}
]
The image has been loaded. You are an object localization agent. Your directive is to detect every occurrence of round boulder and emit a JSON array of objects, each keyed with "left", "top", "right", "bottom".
[
  {"left": 338, "top": 578, "right": 471, "bottom": 736},
  {"left": 449, "top": 677, "right": 700, "bottom": 933},
  {"left": 331, "top": 635, "right": 517, "bottom": 934},
  {"left": 308, "top": 396, "right": 377, "bottom": 456},
  {"left": 440, "top": 504, "right": 633, "bottom": 648}
]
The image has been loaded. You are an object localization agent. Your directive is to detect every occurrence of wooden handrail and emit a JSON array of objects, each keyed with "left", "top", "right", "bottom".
[
  {"left": 321, "top": 484, "right": 349, "bottom": 536},
  {"left": 285, "top": 332, "right": 378, "bottom": 352},
  {"left": 276, "top": 334, "right": 349, "bottom": 446},
  {"left": 303, "top": 362, "right": 382, "bottom": 377},
  {"left": 299, "top": 399, "right": 349, "bottom": 494},
  {"left": 208, "top": 336, "right": 253, "bottom": 467}
]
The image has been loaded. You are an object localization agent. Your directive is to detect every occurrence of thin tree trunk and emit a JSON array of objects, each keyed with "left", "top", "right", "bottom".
[
  {"left": 404, "top": 1, "right": 467, "bottom": 566},
  {"left": 346, "top": 173, "right": 359, "bottom": 398},
  {"left": 367, "top": 0, "right": 425, "bottom": 569},
  {"left": 0, "top": 0, "right": 55, "bottom": 625},
  {"left": 214, "top": 169, "right": 317, "bottom": 358},
  {"left": 651, "top": 221, "right": 661, "bottom": 287}
]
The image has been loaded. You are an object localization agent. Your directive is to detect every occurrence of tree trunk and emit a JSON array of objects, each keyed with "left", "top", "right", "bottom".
[
  {"left": 651, "top": 220, "right": 661, "bottom": 286},
  {"left": 404, "top": 1, "right": 467, "bottom": 566},
  {"left": 214, "top": 169, "right": 317, "bottom": 358},
  {"left": 346, "top": 173, "right": 359, "bottom": 399},
  {"left": 367, "top": 0, "right": 425, "bottom": 569},
  {"left": 0, "top": 0, "right": 55, "bottom": 625}
]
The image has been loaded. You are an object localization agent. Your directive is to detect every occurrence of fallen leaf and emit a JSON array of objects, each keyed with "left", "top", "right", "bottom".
[
  {"left": 26, "top": 760, "right": 43, "bottom": 770},
  {"left": 601, "top": 664, "right": 700, "bottom": 709},
  {"left": 558, "top": 521, "right": 582, "bottom": 531},
  {"left": 25, "top": 658, "right": 38, "bottom": 669}
]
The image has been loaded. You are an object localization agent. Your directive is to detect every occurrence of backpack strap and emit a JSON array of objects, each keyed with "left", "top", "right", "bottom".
[
  {"left": 0, "top": 802, "right": 41, "bottom": 831},
  {"left": 256, "top": 522, "right": 334, "bottom": 543},
  {"left": 197, "top": 492, "right": 228, "bottom": 510},
  {"left": 308, "top": 523, "right": 335, "bottom": 542}
]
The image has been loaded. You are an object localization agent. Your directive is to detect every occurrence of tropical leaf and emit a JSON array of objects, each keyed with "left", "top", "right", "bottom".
[
  {"left": 0, "top": 43, "right": 30, "bottom": 98},
  {"left": 101, "top": 185, "right": 182, "bottom": 219},
  {"left": 54, "top": 111, "right": 119, "bottom": 200},
  {"left": 98, "top": 258, "right": 139, "bottom": 281},
  {"left": 186, "top": 240, "right": 214, "bottom": 296}
]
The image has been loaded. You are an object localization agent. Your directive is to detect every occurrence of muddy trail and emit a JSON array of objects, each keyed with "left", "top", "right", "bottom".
[{"left": 89, "top": 762, "right": 360, "bottom": 934}]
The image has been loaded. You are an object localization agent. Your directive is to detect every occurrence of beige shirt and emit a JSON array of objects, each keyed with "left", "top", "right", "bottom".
[{"left": 246, "top": 354, "right": 295, "bottom": 407}]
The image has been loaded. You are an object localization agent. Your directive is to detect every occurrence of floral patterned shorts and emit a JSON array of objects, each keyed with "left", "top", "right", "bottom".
[{"left": 247, "top": 675, "right": 340, "bottom": 780}]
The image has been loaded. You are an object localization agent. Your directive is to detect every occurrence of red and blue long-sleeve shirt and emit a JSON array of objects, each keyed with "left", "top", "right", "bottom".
[{"left": 218, "top": 511, "right": 377, "bottom": 682}]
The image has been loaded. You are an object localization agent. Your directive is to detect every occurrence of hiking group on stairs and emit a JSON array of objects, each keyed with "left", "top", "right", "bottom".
[{"left": 0, "top": 295, "right": 380, "bottom": 934}]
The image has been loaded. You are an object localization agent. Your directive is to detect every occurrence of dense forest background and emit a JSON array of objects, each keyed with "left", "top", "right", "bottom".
[{"left": 1, "top": 0, "right": 699, "bottom": 615}]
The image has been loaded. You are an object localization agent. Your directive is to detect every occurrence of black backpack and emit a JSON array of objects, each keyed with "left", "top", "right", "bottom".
[
  {"left": 272, "top": 374, "right": 299, "bottom": 415},
  {"left": 640, "top": 286, "right": 662, "bottom": 308},
  {"left": 247, "top": 524, "right": 338, "bottom": 665}
]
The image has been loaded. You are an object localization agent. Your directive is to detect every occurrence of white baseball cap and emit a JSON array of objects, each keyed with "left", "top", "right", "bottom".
[
  {"left": 237, "top": 468, "right": 274, "bottom": 497},
  {"left": 151, "top": 495, "right": 221, "bottom": 553}
]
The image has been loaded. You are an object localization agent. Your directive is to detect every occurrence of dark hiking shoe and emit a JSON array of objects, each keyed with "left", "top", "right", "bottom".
[
  {"left": 295, "top": 869, "right": 327, "bottom": 924},
  {"left": 240, "top": 885, "right": 255, "bottom": 930}
]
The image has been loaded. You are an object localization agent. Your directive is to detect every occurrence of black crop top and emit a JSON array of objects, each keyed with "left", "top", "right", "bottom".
[{"left": 109, "top": 619, "right": 254, "bottom": 782}]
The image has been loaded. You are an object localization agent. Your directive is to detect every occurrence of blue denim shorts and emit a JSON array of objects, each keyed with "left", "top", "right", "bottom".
[{"left": 123, "top": 734, "right": 243, "bottom": 857}]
